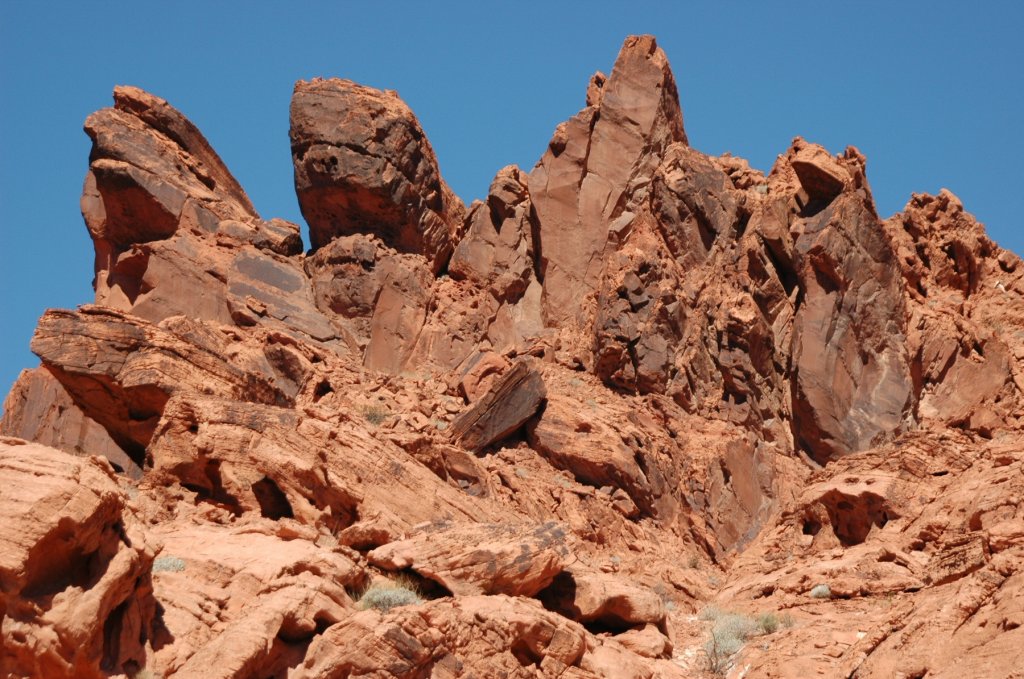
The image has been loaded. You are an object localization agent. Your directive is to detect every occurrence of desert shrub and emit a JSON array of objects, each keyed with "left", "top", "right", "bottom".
[
  {"left": 361, "top": 404, "right": 388, "bottom": 426},
  {"left": 758, "top": 611, "right": 796, "bottom": 634},
  {"left": 701, "top": 608, "right": 792, "bottom": 674},
  {"left": 698, "top": 605, "right": 724, "bottom": 621},
  {"left": 756, "top": 612, "right": 780, "bottom": 634},
  {"left": 153, "top": 556, "right": 186, "bottom": 573},
  {"left": 357, "top": 577, "right": 423, "bottom": 613},
  {"left": 810, "top": 583, "right": 832, "bottom": 599},
  {"left": 704, "top": 612, "right": 758, "bottom": 673}
]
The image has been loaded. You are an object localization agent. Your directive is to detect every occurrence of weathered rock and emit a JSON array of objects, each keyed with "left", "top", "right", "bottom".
[
  {"left": 538, "top": 570, "right": 667, "bottom": 630},
  {"left": 0, "top": 440, "right": 155, "bottom": 678},
  {"left": 450, "top": 165, "right": 536, "bottom": 303},
  {"left": 295, "top": 595, "right": 589, "bottom": 679},
  {"left": 714, "top": 430, "right": 1024, "bottom": 679},
  {"left": 147, "top": 393, "right": 498, "bottom": 538},
  {"left": 613, "top": 624, "right": 673, "bottom": 659},
  {"left": 782, "top": 141, "right": 915, "bottom": 462},
  {"left": 368, "top": 521, "right": 570, "bottom": 596},
  {"left": 290, "top": 78, "right": 465, "bottom": 272},
  {"left": 144, "top": 519, "right": 362, "bottom": 679},
  {"left": 0, "top": 367, "right": 141, "bottom": 478},
  {"left": 5, "top": 31, "right": 1024, "bottom": 679},
  {"left": 82, "top": 86, "right": 336, "bottom": 351},
  {"left": 529, "top": 35, "right": 686, "bottom": 329},
  {"left": 457, "top": 351, "right": 511, "bottom": 402},
  {"left": 889, "top": 189, "right": 1024, "bottom": 435},
  {"left": 30, "top": 307, "right": 290, "bottom": 461},
  {"left": 450, "top": 359, "right": 547, "bottom": 451},
  {"left": 82, "top": 86, "right": 256, "bottom": 255}
]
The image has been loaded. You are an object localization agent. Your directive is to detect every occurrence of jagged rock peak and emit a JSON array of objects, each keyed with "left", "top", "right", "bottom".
[
  {"left": 83, "top": 85, "right": 259, "bottom": 252},
  {"left": 529, "top": 34, "right": 688, "bottom": 330}
]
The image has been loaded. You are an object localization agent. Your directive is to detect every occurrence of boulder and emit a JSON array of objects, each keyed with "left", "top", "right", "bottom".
[
  {"left": 538, "top": 570, "right": 667, "bottom": 630},
  {"left": 295, "top": 595, "right": 588, "bottom": 679},
  {"left": 368, "top": 521, "right": 569, "bottom": 596},
  {"left": 449, "top": 360, "right": 547, "bottom": 451},
  {"left": 290, "top": 78, "right": 465, "bottom": 272}
]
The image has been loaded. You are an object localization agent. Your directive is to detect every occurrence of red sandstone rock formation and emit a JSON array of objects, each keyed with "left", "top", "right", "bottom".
[{"left": 3, "top": 34, "right": 1023, "bottom": 679}]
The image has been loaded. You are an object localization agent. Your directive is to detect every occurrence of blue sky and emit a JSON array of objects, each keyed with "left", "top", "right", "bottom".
[{"left": 2, "top": 2, "right": 1022, "bottom": 404}]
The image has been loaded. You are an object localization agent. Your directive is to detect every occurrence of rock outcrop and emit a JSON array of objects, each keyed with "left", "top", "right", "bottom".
[
  {"left": 2, "top": 33, "right": 1023, "bottom": 679},
  {"left": 0, "top": 440, "right": 155, "bottom": 678},
  {"left": 290, "top": 78, "right": 466, "bottom": 273}
]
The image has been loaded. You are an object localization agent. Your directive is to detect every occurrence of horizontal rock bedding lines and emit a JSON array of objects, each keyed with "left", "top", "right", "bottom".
[{"left": 2, "top": 33, "right": 1023, "bottom": 679}]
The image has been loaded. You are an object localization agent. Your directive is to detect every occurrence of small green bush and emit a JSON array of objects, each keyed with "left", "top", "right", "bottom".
[
  {"left": 357, "top": 577, "right": 423, "bottom": 613},
  {"left": 810, "top": 583, "right": 832, "bottom": 599}
]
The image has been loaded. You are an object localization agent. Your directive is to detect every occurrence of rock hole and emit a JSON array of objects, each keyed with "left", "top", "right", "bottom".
[
  {"left": 761, "top": 238, "right": 798, "bottom": 296},
  {"left": 536, "top": 571, "right": 580, "bottom": 618},
  {"left": 182, "top": 459, "right": 243, "bottom": 516},
  {"left": 697, "top": 216, "right": 716, "bottom": 252},
  {"left": 510, "top": 638, "right": 543, "bottom": 667},
  {"left": 735, "top": 211, "right": 750, "bottom": 239},
  {"left": 811, "top": 259, "right": 842, "bottom": 295},
  {"left": 313, "top": 379, "right": 334, "bottom": 402},
  {"left": 802, "top": 518, "right": 822, "bottom": 536},
  {"left": 252, "top": 477, "right": 294, "bottom": 520},
  {"left": 797, "top": 195, "right": 833, "bottom": 218},
  {"left": 100, "top": 597, "right": 130, "bottom": 673},
  {"left": 818, "top": 490, "right": 894, "bottom": 546},
  {"left": 719, "top": 459, "right": 732, "bottom": 487}
]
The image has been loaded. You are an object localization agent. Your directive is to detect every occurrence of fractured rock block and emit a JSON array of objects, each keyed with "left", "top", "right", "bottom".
[
  {"left": 368, "top": 521, "right": 569, "bottom": 597},
  {"left": 449, "top": 360, "right": 546, "bottom": 451}
]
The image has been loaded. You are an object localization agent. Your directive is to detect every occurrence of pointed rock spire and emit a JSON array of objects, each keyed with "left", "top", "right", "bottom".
[{"left": 528, "top": 35, "right": 686, "bottom": 328}]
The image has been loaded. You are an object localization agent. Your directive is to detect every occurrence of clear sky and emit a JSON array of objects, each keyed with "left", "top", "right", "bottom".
[{"left": 2, "top": 2, "right": 1022, "bottom": 406}]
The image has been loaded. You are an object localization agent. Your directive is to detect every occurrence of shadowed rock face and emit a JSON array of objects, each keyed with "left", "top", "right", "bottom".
[{"left": 3, "top": 33, "right": 1024, "bottom": 679}]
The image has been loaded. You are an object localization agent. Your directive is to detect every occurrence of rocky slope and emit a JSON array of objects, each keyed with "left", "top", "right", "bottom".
[{"left": 2, "top": 35, "right": 1023, "bottom": 678}]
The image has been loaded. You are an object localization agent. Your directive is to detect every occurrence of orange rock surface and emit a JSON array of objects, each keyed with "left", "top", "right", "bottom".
[{"left": 2, "top": 34, "right": 1023, "bottom": 678}]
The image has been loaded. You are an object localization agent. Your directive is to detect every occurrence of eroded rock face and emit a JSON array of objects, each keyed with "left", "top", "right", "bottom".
[
  {"left": 1, "top": 367, "right": 141, "bottom": 478},
  {"left": 530, "top": 35, "right": 686, "bottom": 331},
  {"left": 368, "top": 521, "right": 569, "bottom": 596},
  {"left": 0, "top": 440, "right": 155, "bottom": 679},
  {"left": 290, "top": 78, "right": 466, "bottom": 272},
  {"left": 781, "top": 143, "right": 915, "bottom": 462},
  {"left": 4, "top": 32, "right": 1024, "bottom": 679},
  {"left": 295, "top": 595, "right": 589, "bottom": 679}
]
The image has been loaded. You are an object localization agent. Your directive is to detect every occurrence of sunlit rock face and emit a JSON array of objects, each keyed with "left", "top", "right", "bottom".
[{"left": 3, "top": 34, "right": 1024, "bottom": 679}]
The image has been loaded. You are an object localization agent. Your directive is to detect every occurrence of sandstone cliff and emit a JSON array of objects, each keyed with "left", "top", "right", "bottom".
[{"left": 2, "top": 35, "right": 1023, "bottom": 679}]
